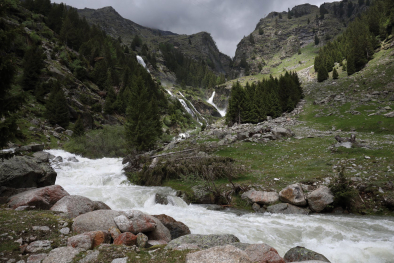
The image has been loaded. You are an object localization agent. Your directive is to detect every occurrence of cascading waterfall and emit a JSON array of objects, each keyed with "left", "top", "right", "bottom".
[
  {"left": 136, "top": 55, "right": 150, "bottom": 73},
  {"left": 207, "top": 91, "right": 226, "bottom": 117},
  {"left": 49, "top": 149, "right": 394, "bottom": 263}
]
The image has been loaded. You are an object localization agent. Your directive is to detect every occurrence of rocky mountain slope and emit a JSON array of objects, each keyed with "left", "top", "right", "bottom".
[
  {"left": 233, "top": 1, "right": 368, "bottom": 76},
  {"left": 77, "top": 6, "right": 232, "bottom": 78}
]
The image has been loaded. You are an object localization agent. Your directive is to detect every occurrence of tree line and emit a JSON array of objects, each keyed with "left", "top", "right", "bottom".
[
  {"left": 226, "top": 72, "right": 303, "bottom": 125},
  {"left": 315, "top": 0, "right": 394, "bottom": 82}
]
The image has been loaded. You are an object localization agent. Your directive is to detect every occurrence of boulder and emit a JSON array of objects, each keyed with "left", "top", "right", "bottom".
[
  {"left": 108, "top": 226, "right": 121, "bottom": 240},
  {"left": 191, "top": 185, "right": 213, "bottom": 204},
  {"left": 15, "top": 143, "right": 44, "bottom": 153},
  {"left": 113, "top": 232, "right": 137, "bottom": 246},
  {"left": 272, "top": 127, "right": 294, "bottom": 138},
  {"left": 0, "top": 186, "right": 36, "bottom": 205},
  {"left": 307, "top": 186, "right": 334, "bottom": 212},
  {"left": 147, "top": 240, "right": 168, "bottom": 247},
  {"left": 113, "top": 211, "right": 157, "bottom": 234},
  {"left": 111, "top": 258, "right": 128, "bottom": 263},
  {"left": 42, "top": 246, "right": 81, "bottom": 263},
  {"left": 186, "top": 245, "right": 252, "bottom": 263},
  {"left": 72, "top": 210, "right": 124, "bottom": 234},
  {"left": 384, "top": 111, "right": 394, "bottom": 118},
  {"left": 145, "top": 214, "right": 172, "bottom": 242},
  {"left": 232, "top": 243, "right": 285, "bottom": 263},
  {"left": 167, "top": 234, "right": 240, "bottom": 250},
  {"left": 67, "top": 231, "right": 110, "bottom": 250},
  {"left": 50, "top": 195, "right": 96, "bottom": 218},
  {"left": 252, "top": 203, "right": 266, "bottom": 213},
  {"left": 93, "top": 201, "right": 111, "bottom": 210},
  {"left": 26, "top": 240, "right": 51, "bottom": 253},
  {"left": 242, "top": 190, "right": 279, "bottom": 205},
  {"left": 27, "top": 253, "right": 48, "bottom": 263},
  {"left": 78, "top": 250, "right": 99, "bottom": 263},
  {"left": 154, "top": 193, "right": 169, "bottom": 205},
  {"left": 8, "top": 185, "right": 69, "bottom": 210},
  {"left": 266, "top": 203, "right": 310, "bottom": 215},
  {"left": 0, "top": 156, "right": 57, "bottom": 188},
  {"left": 33, "top": 152, "right": 55, "bottom": 162},
  {"left": 283, "top": 246, "right": 330, "bottom": 262},
  {"left": 136, "top": 233, "right": 149, "bottom": 248},
  {"left": 279, "top": 184, "right": 307, "bottom": 206},
  {"left": 153, "top": 214, "right": 191, "bottom": 239}
]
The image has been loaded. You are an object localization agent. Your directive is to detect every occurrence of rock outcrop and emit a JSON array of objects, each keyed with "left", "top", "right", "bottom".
[{"left": 0, "top": 156, "right": 57, "bottom": 188}]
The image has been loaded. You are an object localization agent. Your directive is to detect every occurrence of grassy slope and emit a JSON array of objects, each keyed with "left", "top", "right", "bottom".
[{"left": 163, "top": 38, "right": 394, "bottom": 215}]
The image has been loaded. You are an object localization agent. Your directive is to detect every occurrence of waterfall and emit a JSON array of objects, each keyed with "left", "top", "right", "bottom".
[
  {"left": 48, "top": 149, "right": 394, "bottom": 263},
  {"left": 136, "top": 55, "right": 150, "bottom": 73},
  {"left": 207, "top": 91, "right": 226, "bottom": 117}
]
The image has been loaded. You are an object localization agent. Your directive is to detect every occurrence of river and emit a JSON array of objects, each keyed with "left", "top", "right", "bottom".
[{"left": 48, "top": 149, "right": 394, "bottom": 263}]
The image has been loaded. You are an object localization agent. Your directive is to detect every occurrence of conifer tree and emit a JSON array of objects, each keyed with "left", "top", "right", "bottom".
[
  {"left": 315, "top": 35, "right": 320, "bottom": 45},
  {"left": 249, "top": 34, "right": 255, "bottom": 44},
  {"left": 347, "top": 52, "right": 356, "bottom": 75},
  {"left": 333, "top": 67, "right": 339, "bottom": 79},
  {"left": 317, "top": 66, "right": 329, "bottom": 82},
  {"left": 45, "top": 84, "right": 70, "bottom": 128},
  {"left": 125, "top": 77, "right": 162, "bottom": 152},
  {"left": 22, "top": 44, "right": 45, "bottom": 91},
  {"left": 259, "top": 28, "right": 264, "bottom": 35},
  {"left": 73, "top": 115, "right": 85, "bottom": 137}
]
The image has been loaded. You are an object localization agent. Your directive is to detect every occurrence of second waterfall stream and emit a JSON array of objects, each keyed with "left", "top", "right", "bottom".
[{"left": 48, "top": 149, "right": 394, "bottom": 263}]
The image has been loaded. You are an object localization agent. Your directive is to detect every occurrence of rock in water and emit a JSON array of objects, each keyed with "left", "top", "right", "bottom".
[
  {"left": 307, "top": 186, "right": 334, "bottom": 212},
  {"left": 241, "top": 190, "right": 279, "bottom": 205},
  {"left": 284, "top": 246, "right": 331, "bottom": 262},
  {"left": 266, "top": 203, "right": 309, "bottom": 215},
  {"left": 0, "top": 156, "right": 57, "bottom": 188},
  {"left": 186, "top": 245, "right": 252, "bottom": 263},
  {"left": 8, "top": 185, "right": 69, "bottom": 210},
  {"left": 167, "top": 234, "right": 240, "bottom": 250},
  {"left": 279, "top": 184, "right": 307, "bottom": 206},
  {"left": 153, "top": 214, "right": 191, "bottom": 240}
]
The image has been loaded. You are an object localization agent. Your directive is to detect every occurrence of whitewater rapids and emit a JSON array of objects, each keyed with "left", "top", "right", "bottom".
[{"left": 48, "top": 150, "right": 394, "bottom": 263}]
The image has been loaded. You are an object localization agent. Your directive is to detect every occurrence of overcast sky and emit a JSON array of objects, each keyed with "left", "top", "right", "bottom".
[{"left": 52, "top": 0, "right": 326, "bottom": 57}]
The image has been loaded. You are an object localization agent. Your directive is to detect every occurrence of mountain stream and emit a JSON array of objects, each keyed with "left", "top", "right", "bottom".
[{"left": 48, "top": 150, "right": 394, "bottom": 263}]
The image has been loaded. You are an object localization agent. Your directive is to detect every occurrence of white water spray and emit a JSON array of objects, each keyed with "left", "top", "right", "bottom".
[
  {"left": 207, "top": 91, "right": 226, "bottom": 117},
  {"left": 49, "top": 149, "right": 394, "bottom": 263},
  {"left": 136, "top": 55, "right": 150, "bottom": 73}
]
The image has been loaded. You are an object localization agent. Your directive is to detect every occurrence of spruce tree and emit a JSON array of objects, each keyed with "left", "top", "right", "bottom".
[
  {"left": 347, "top": 52, "right": 356, "bottom": 76},
  {"left": 125, "top": 77, "right": 162, "bottom": 152},
  {"left": 259, "top": 28, "right": 264, "bottom": 35},
  {"left": 45, "top": 84, "right": 70, "bottom": 128},
  {"left": 317, "top": 66, "right": 329, "bottom": 82},
  {"left": 249, "top": 34, "right": 255, "bottom": 44},
  {"left": 73, "top": 116, "right": 85, "bottom": 137},
  {"left": 333, "top": 67, "right": 339, "bottom": 79},
  {"left": 22, "top": 44, "right": 45, "bottom": 91},
  {"left": 315, "top": 35, "right": 320, "bottom": 45}
]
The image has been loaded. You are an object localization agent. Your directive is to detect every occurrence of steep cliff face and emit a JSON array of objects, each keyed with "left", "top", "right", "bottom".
[
  {"left": 77, "top": 7, "right": 231, "bottom": 77},
  {"left": 233, "top": 1, "right": 367, "bottom": 76}
]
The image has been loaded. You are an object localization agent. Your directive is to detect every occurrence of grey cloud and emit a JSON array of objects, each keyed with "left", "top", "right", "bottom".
[{"left": 52, "top": 0, "right": 326, "bottom": 56}]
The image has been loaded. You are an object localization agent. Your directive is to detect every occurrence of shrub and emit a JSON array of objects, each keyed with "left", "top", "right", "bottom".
[
  {"left": 329, "top": 166, "right": 358, "bottom": 210},
  {"left": 64, "top": 125, "right": 127, "bottom": 158}
]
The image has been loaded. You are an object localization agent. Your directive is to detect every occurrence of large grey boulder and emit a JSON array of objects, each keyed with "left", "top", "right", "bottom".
[
  {"left": 186, "top": 245, "right": 252, "bottom": 263},
  {"left": 279, "top": 184, "right": 307, "bottom": 206},
  {"left": 167, "top": 234, "right": 240, "bottom": 250},
  {"left": 33, "top": 151, "right": 55, "bottom": 163},
  {"left": 267, "top": 203, "right": 310, "bottom": 215},
  {"left": 50, "top": 195, "right": 110, "bottom": 218},
  {"left": 241, "top": 190, "right": 279, "bottom": 205},
  {"left": 113, "top": 211, "right": 156, "bottom": 234},
  {"left": 307, "top": 186, "right": 334, "bottom": 212},
  {"left": 72, "top": 210, "right": 124, "bottom": 234},
  {"left": 42, "top": 247, "right": 82, "bottom": 263},
  {"left": 7, "top": 185, "right": 69, "bottom": 210},
  {"left": 284, "top": 246, "right": 331, "bottom": 262},
  {"left": 0, "top": 156, "right": 57, "bottom": 188}
]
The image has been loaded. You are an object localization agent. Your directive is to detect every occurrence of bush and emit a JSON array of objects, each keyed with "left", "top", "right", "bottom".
[
  {"left": 329, "top": 167, "right": 358, "bottom": 210},
  {"left": 64, "top": 125, "right": 127, "bottom": 158}
]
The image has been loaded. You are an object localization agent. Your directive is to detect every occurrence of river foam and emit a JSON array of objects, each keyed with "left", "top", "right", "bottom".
[{"left": 48, "top": 149, "right": 394, "bottom": 263}]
